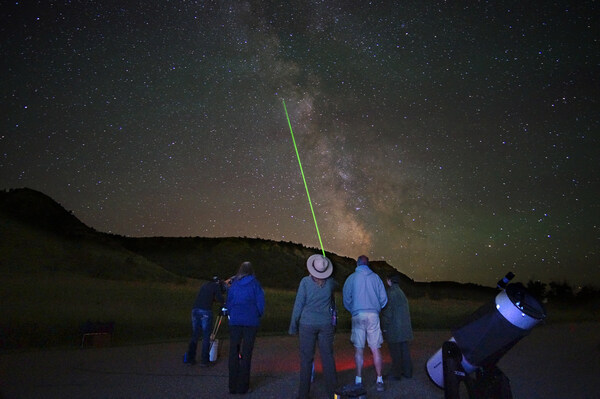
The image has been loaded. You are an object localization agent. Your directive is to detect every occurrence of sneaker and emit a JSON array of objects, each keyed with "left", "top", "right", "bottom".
[{"left": 376, "top": 381, "right": 385, "bottom": 392}]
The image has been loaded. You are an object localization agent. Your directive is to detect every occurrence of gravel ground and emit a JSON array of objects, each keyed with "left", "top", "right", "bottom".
[{"left": 1, "top": 322, "right": 599, "bottom": 399}]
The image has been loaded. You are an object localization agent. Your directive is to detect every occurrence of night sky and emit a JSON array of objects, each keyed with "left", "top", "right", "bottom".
[{"left": 2, "top": 1, "right": 598, "bottom": 287}]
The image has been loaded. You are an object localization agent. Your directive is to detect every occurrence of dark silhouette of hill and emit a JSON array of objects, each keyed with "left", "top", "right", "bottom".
[
  {"left": 116, "top": 235, "right": 412, "bottom": 291},
  {"left": 0, "top": 188, "right": 182, "bottom": 282},
  {"left": 0, "top": 187, "right": 496, "bottom": 298},
  {"left": 0, "top": 187, "right": 95, "bottom": 238}
]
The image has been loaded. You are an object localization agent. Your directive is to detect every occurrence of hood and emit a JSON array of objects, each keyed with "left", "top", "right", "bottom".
[
  {"left": 235, "top": 275, "right": 256, "bottom": 286},
  {"left": 355, "top": 265, "right": 374, "bottom": 275}
]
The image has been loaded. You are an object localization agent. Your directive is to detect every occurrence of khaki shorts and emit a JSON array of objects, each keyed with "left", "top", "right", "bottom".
[{"left": 350, "top": 312, "right": 383, "bottom": 349}]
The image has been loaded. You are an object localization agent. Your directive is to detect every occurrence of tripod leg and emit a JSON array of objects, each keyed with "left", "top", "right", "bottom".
[
  {"left": 442, "top": 341, "right": 467, "bottom": 399},
  {"left": 211, "top": 315, "right": 223, "bottom": 341}
]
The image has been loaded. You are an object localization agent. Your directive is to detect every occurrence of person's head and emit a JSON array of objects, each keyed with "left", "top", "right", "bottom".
[
  {"left": 387, "top": 273, "right": 401, "bottom": 287},
  {"left": 306, "top": 254, "right": 333, "bottom": 280},
  {"left": 236, "top": 261, "right": 254, "bottom": 279},
  {"left": 357, "top": 255, "right": 369, "bottom": 266}
]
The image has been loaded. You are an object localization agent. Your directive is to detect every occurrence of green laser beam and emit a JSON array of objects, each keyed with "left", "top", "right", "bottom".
[{"left": 282, "top": 99, "right": 326, "bottom": 257}]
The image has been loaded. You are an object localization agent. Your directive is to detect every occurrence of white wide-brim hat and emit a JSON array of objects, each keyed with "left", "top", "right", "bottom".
[{"left": 306, "top": 254, "right": 333, "bottom": 279}]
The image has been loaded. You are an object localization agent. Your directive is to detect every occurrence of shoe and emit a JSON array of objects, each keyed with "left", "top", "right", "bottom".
[
  {"left": 199, "top": 362, "right": 210, "bottom": 367},
  {"left": 376, "top": 381, "right": 385, "bottom": 392},
  {"left": 338, "top": 383, "right": 364, "bottom": 395}
]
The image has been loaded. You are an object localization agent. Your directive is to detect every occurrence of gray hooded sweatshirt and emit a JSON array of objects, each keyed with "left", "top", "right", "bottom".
[{"left": 342, "top": 265, "right": 388, "bottom": 316}]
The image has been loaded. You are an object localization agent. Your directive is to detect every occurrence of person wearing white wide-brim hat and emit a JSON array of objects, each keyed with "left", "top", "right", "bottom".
[
  {"left": 306, "top": 253, "right": 334, "bottom": 279},
  {"left": 289, "top": 254, "right": 338, "bottom": 399}
]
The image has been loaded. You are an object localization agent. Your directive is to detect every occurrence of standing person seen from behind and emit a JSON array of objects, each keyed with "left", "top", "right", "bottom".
[
  {"left": 342, "top": 255, "right": 388, "bottom": 392},
  {"left": 381, "top": 273, "right": 414, "bottom": 381},
  {"left": 184, "top": 275, "right": 225, "bottom": 367},
  {"left": 289, "top": 254, "right": 338, "bottom": 399},
  {"left": 225, "top": 261, "right": 265, "bottom": 395}
]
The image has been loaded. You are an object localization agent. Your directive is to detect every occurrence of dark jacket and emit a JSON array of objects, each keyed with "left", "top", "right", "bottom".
[
  {"left": 226, "top": 275, "right": 265, "bottom": 327},
  {"left": 381, "top": 284, "right": 413, "bottom": 343},
  {"left": 192, "top": 281, "right": 224, "bottom": 310}
]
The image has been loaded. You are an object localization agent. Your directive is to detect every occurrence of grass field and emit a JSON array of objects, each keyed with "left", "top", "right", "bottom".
[{"left": 1, "top": 272, "right": 597, "bottom": 350}]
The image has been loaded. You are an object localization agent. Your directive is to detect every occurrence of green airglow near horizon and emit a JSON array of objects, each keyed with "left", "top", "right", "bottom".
[{"left": 282, "top": 99, "right": 326, "bottom": 258}]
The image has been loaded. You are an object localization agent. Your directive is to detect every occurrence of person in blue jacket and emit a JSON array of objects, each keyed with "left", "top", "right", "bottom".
[
  {"left": 225, "top": 261, "right": 265, "bottom": 394},
  {"left": 343, "top": 255, "right": 388, "bottom": 392}
]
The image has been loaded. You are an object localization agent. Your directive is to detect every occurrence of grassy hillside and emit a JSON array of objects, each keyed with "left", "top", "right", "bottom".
[
  {"left": 3, "top": 187, "right": 596, "bottom": 349},
  {"left": 2, "top": 271, "right": 597, "bottom": 350},
  {"left": 0, "top": 188, "right": 494, "bottom": 298},
  {"left": 0, "top": 272, "right": 485, "bottom": 349},
  {"left": 117, "top": 236, "right": 402, "bottom": 290},
  {"left": 0, "top": 210, "right": 184, "bottom": 283}
]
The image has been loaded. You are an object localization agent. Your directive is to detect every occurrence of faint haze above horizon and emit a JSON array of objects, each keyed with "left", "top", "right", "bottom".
[{"left": 1, "top": 2, "right": 598, "bottom": 287}]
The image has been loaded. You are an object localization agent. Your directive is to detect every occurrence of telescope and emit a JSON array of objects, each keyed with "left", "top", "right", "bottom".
[{"left": 426, "top": 273, "right": 546, "bottom": 398}]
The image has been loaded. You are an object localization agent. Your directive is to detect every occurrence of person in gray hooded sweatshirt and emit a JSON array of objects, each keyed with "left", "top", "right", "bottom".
[{"left": 342, "top": 255, "right": 388, "bottom": 392}]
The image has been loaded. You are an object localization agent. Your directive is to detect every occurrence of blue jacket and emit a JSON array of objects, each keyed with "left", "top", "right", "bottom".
[
  {"left": 226, "top": 275, "right": 265, "bottom": 327},
  {"left": 343, "top": 265, "right": 388, "bottom": 316}
]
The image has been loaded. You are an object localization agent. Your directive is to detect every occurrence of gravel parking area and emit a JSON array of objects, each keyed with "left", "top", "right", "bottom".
[{"left": 1, "top": 322, "right": 598, "bottom": 398}]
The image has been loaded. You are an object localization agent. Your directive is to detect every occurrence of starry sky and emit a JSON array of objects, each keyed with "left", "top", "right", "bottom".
[{"left": 1, "top": 1, "right": 598, "bottom": 288}]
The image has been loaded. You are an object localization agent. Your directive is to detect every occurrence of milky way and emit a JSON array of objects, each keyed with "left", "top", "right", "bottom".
[{"left": 1, "top": 1, "right": 598, "bottom": 287}]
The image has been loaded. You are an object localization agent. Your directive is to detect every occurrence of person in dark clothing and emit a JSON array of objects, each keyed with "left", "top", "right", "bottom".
[
  {"left": 381, "top": 273, "right": 414, "bottom": 380},
  {"left": 184, "top": 276, "right": 225, "bottom": 366},
  {"left": 226, "top": 261, "right": 265, "bottom": 394}
]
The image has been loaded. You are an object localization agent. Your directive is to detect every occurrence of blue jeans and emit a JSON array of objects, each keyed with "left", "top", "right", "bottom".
[{"left": 187, "top": 308, "right": 213, "bottom": 364}]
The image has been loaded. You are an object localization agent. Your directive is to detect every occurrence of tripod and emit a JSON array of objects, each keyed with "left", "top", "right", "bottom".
[{"left": 442, "top": 341, "right": 513, "bottom": 399}]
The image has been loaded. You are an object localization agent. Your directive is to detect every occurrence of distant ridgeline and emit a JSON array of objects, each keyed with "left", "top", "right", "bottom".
[{"left": 0, "top": 187, "right": 494, "bottom": 298}]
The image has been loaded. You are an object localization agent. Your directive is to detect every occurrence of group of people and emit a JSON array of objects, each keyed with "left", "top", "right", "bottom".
[{"left": 184, "top": 254, "right": 413, "bottom": 398}]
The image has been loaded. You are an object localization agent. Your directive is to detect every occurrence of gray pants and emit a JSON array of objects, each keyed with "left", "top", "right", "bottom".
[{"left": 298, "top": 323, "right": 337, "bottom": 399}]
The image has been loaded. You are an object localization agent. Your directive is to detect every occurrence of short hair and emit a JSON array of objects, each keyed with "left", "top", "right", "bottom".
[{"left": 357, "top": 255, "right": 369, "bottom": 266}]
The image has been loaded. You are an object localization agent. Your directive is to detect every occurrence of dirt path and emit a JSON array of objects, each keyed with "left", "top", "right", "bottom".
[{"left": 1, "top": 322, "right": 598, "bottom": 398}]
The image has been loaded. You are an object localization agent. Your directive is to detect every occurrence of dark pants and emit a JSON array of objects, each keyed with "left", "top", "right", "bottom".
[
  {"left": 388, "top": 341, "right": 413, "bottom": 379},
  {"left": 187, "top": 308, "right": 212, "bottom": 364},
  {"left": 228, "top": 325, "right": 258, "bottom": 394},
  {"left": 298, "top": 323, "right": 337, "bottom": 399}
]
